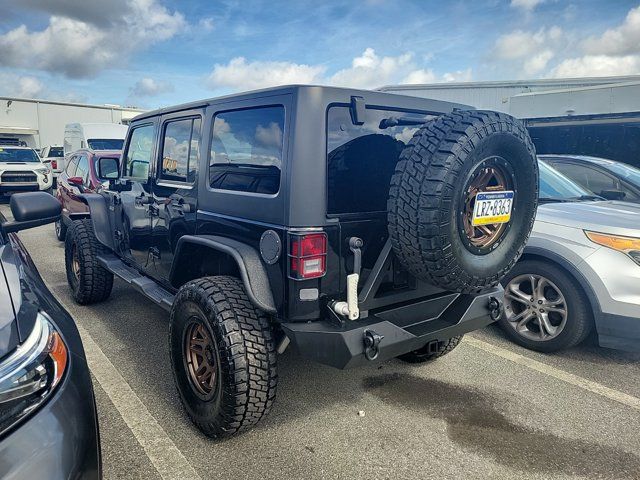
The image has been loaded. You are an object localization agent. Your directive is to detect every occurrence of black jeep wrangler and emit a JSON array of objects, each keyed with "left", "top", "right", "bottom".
[{"left": 64, "top": 86, "right": 538, "bottom": 438}]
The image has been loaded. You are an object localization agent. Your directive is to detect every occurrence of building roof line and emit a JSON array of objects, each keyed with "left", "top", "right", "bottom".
[{"left": 0, "top": 95, "right": 145, "bottom": 112}]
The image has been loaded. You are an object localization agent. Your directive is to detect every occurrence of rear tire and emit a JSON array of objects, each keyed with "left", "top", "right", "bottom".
[
  {"left": 499, "top": 260, "right": 592, "bottom": 352},
  {"left": 397, "top": 336, "right": 463, "bottom": 363},
  {"left": 169, "top": 276, "right": 277, "bottom": 439},
  {"left": 65, "top": 219, "right": 113, "bottom": 304},
  {"left": 388, "top": 111, "right": 538, "bottom": 293}
]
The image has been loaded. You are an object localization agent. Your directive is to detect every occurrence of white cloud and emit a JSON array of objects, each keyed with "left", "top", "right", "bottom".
[
  {"left": 510, "top": 0, "right": 545, "bottom": 13},
  {"left": 547, "top": 5, "right": 640, "bottom": 78},
  {"left": 402, "top": 69, "right": 437, "bottom": 84},
  {"left": 493, "top": 27, "right": 562, "bottom": 60},
  {"left": 0, "top": 74, "right": 44, "bottom": 98},
  {"left": 328, "top": 48, "right": 414, "bottom": 89},
  {"left": 549, "top": 55, "right": 640, "bottom": 78},
  {"left": 198, "top": 17, "right": 215, "bottom": 32},
  {"left": 130, "top": 77, "right": 174, "bottom": 97},
  {"left": 442, "top": 68, "right": 473, "bottom": 82},
  {"left": 0, "top": 0, "right": 186, "bottom": 78},
  {"left": 583, "top": 6, "right": 640, "bottom": 56},
  {"left": 523, "top": 49, "right": 554, "bottom": 75},
  {"left": 207, "top": 57, "right": 325, "bottom": 91},
  {"left": 207, "top": 48, "right": 473, "bottom": 91}
]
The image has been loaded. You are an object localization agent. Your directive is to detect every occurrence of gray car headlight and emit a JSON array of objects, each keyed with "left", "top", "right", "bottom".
[{"left": 0, "top": 312, "right": 68, "bottom": 435}]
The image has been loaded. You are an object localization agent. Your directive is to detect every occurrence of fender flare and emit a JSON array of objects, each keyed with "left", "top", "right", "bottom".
[
  {"left": 523, "top": 245, "right": 603, "bottom": 326},
  {"left": 78, "top": 193, "right": 115, "bottom": 251},
  {"left": 171, "top": 235, "right": 277, "bottom": 315}
]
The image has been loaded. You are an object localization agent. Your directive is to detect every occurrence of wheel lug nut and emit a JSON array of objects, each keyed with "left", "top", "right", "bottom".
[
  {"left": 539, "top": 309, "right": 544, "bottom": 313},
  {"left": 538, "top": 300, "right": 543, "bottom": 304}
]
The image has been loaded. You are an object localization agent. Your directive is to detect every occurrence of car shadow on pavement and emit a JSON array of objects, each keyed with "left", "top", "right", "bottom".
[{"left": 362, "top": 372, "right": 640, "bottom": 478}]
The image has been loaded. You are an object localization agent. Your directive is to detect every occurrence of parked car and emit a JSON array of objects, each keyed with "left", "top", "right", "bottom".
[
  {"left": 63, "top": 86, "right": 539, "bottom": 438},
  {"left": 63, "top": 123, "right": 127, "bottom": 158},
  {"left": 0, "top": 192, "right": 100, "bottom": 479},
  {"left": 500, "top": 160, "right": 640, "bottom": 352},
  {"left": 40, "top": 145, "right": 65, "bottom": 184},
  {"left": 54, "top": 149, "right": 120, "bottom": 241},
  {"left": 0, "top": 146, "right": 53, "bottom": 196},
  {"left": 541, "top": 154, "right": 640, "bottom": 202}
]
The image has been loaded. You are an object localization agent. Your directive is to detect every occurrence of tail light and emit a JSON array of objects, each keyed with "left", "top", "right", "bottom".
[
  {"left": 289, "top": 232, "right": 327, "bottom": 279},
  {"left": 51, "top": 160, "right": 57, "bottom": 169}
]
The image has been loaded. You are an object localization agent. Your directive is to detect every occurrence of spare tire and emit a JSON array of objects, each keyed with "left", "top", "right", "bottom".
[{"left": 388, "top": 110, "right": 538, "bottom": 293}]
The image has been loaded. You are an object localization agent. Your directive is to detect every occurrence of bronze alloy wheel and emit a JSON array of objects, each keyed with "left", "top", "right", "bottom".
[
  {"left": 184, "top": 319, "right": 218, "bottom": 399},
  {"left": 71, "top": 244, "right": 81, "bottom": 281},
  {"left": 461, "top": 156, "right": 514, "bottom": 253}
]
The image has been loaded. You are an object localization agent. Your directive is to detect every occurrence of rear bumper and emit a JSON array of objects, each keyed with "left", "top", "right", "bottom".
[{"left": 282, "top": 286, "right": 502, "bottom": 369}]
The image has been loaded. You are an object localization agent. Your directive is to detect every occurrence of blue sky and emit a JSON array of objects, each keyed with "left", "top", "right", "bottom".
[{"left": 0, "top": 0, "right": 639, "bottom": 109}]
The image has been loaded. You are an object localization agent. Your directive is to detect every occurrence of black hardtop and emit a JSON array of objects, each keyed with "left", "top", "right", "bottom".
[{"left": 129, "top": 84, "right": 472, "bottom": 123}]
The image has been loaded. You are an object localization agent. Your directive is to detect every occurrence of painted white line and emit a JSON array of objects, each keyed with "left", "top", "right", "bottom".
[
  {"left": 76, "top": 324, "right": 202, "bottom": 480},
  {"left": 466, "top": 336, "right": 640, "bottom": 412}
]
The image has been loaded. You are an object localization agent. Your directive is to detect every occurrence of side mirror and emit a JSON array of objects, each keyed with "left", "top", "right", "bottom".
[
  {"left": 600, "top": 189, "right": 626, "bottom": 201},
  {"left": 1, "top": 192, "right": 61, "bottom": 234},
  {"left": 98, "top": 157, "right": 120, "bottom": 180}
]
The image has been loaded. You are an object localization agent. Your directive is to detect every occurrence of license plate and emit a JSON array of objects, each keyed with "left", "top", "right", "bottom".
[{"left": 472, "top": 190, "right": 514, "bottom": 226}]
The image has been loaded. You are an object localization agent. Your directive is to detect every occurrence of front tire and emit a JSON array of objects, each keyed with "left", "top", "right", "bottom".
[
  {"left": 499, "top": 260, "right": 592, "bottom": 352},
  {"left": 397, "top": 336, "right": 463, "bottom": 363},
  {"left": 169, "top": 276, "right": 277, "bottom": 439},
  {"left": 65, "top": 219, "right": 114, "bottom": 304}
]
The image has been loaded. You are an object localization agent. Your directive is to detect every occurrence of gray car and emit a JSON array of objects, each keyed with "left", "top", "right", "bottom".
[{"left": 499, "top": 160, "right": 640, "bottom": 352}]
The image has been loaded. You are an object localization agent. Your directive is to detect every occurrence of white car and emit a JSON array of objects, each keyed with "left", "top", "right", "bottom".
[
  {"left": 0, "top": 146, "right": 53, "bottom": 196},
  {"left": 40, "top": 145, "right": 65, "bottom": 179}
]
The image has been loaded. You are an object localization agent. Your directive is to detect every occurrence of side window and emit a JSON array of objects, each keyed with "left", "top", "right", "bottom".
[
  {"left": 66, "top": 155, "right": 79, "bottom": 177},
  {"left": 160, "top": 117, "right": 201, "bottom": 183},
  {"left": 76, "top": 155, "right": 90, "bottom": 184},
  {"left": 209, "top": 106, "right": 284, "bottom": 194},
  {"left": 554, "top": 163, "right": 617, "bottom": 194},
  {"left": 123, "top": 124, "right": 155, "bottom": 181}
]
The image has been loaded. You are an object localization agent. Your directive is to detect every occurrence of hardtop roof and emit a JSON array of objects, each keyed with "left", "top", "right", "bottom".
[{"left": 130, "top": 84, "right": 472, "bottom": 123}]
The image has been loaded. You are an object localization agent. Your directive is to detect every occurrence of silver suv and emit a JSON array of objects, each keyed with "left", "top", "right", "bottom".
[{"left": 499, "top": 160, "right": 640, "bottom": 352}]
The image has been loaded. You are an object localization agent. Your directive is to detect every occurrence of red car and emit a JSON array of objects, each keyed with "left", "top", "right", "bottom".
[{"left": 55, "top": 149, "right": 120, "bottom": 240}]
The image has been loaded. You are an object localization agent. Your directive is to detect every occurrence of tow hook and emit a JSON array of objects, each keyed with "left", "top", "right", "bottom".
[
  {"left": 488, "top": 296, "right": 503, "bottom": 321},
  {"left": 363, "top": 329, "right": 384, "bottom": 361}
]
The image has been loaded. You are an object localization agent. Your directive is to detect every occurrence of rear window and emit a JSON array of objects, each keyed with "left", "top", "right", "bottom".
[
  {"left": 87, "top": 139, "right": 124, "bottom": 150},
  {"left": 327, "top": 106, "right": 434, "bottom": 215},
  {"left": 48, "top": 147, "right": 64, "bottom": 157},
  {"left": 209, "top": 106, "right": 284, "bottom": 195},
  {"left": 0, "top": 147, "right": 40, "bottom": 163}
]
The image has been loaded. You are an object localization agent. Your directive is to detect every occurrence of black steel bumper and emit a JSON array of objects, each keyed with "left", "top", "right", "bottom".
[{"left": 282, "top": 286, "right": 503, "bottom": 369}]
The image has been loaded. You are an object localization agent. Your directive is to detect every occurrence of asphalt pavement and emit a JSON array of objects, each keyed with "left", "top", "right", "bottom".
[{"left": 2, "top": 203, "right": 640, "bottom": 480}]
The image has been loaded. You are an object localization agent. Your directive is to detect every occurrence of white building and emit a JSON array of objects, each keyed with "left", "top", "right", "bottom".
[
  {"left": 0, "top": 96, "right": 145, "bottom": 149},
  {"left": 380, "top": 76, "right": 640, "bottom": 165}
]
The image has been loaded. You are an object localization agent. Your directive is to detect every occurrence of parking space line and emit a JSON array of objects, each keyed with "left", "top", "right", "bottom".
[
  {"left": 466, "top": 337, "right": 640, "bottom": 412},
  {"left": 76, "top": 324, "right": 202, "bottom": 480}
]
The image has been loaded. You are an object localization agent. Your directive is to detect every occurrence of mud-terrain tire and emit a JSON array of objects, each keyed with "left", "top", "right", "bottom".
[
  {"left": 54, "top": 218, "right": 67, "bottom": 241},
  {"left": 499, "top": 260, "right": 593, "bottom": 352},
  {"left": 397, "top": 336, "right": 463, "bottom": 363},
  {"left": 169, "top": 276, "right": 278, "bottom": 439},
  {"left": 388, "top": 111, "right": 538, "bottom": 293},
  {"left": 65, "top": 219, "right": 113, "bottom": 304}
]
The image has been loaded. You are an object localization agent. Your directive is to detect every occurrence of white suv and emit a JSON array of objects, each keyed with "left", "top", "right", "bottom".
[{"left": 0, "top": 146, "right": 53, "bottom": 196}]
